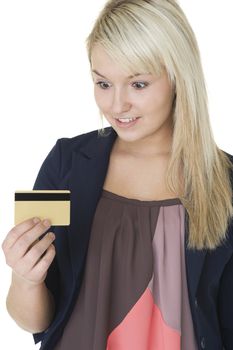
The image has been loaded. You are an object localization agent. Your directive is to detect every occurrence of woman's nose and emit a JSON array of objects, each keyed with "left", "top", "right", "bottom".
[{"left": 111, "top": 88, "right": 131, "bottom": 115}]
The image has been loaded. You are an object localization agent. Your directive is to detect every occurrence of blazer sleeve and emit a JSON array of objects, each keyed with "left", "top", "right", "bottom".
[
  {"left": 32, "top": 139, "right": 63, "bottom": 344},
  {"left": 218, "top": 247, "right": 233, "bottom": 348}
]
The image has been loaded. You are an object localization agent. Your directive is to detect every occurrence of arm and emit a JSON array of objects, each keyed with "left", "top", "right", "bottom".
[
  {"left": 6, "top": 272, "right": 55, "bottom": 333},
  {"left": 3, "top": 139, "right": 63, "bottom": 339},
  {"left": 3, "top": 218, "right": 56, "bottom": 333}
]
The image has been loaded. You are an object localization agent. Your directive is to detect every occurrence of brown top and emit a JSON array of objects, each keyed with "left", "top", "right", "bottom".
[{"left": 54, "top": 189, "right": 198, "bottom": 350}]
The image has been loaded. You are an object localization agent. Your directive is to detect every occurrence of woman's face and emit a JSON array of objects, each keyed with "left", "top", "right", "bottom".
[{"left": 91, "top": 44, "right": 176, "bottom": 154}]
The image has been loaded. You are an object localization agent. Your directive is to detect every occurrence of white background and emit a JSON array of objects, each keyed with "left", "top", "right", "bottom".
[{"left": 0, "top": 1, "right": 232, "bottom": 349}]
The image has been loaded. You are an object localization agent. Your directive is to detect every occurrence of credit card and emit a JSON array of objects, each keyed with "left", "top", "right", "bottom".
[{"left": 14, "top": 190, "right": 70, "bottom": 226}]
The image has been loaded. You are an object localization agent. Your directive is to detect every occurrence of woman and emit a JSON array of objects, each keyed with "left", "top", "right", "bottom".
[{"left": 2, "top": 0, "right": 233, "bottom": 349}]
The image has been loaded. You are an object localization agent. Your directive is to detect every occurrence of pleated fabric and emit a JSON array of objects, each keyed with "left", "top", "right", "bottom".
[{"left": 54, "top": 189, "right": 197, "bottom": 350}]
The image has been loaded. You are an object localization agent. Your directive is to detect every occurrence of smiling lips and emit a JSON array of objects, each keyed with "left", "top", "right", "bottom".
[
  {"left": 117, "top": 117, "right": 138, "bottom": 122},
  {"left": 114, "top": 117, "right": 141, "bottom": 128}
]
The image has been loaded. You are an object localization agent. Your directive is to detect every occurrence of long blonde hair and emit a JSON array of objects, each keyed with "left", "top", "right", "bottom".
[{"left": 86, "top": 0, "right": 233, "bottom": 250}]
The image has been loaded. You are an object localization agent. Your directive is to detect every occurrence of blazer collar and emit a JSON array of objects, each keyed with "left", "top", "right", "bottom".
[{"left": 68, "top": 126, "right": 207, "bottom": 298}]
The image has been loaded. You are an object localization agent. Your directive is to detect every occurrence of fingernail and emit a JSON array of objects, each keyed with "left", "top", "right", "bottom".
[
  {"left": 43, "top": 219, "right": 51, "bottom": 227},
  {"left": 33, "top": 217, "right": 41, "bottom": 224}
]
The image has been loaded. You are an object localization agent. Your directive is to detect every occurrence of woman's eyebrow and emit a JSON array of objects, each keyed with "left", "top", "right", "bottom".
[{"left": 92, "top": 69, "right": 144, "bottom": 79}]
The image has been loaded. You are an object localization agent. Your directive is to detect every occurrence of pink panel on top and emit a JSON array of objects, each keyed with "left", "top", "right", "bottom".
[{"left": 106, "top": 287, "right": 180, "bottom": 350}]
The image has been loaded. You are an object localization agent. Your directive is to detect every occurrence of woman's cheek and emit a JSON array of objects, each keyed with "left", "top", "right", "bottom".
[
  {"left": 95, "top": 91, "right": 110, "bottom": 111},
  {"left": 94, "top": 89, "right": 102, "bottom": 108}
]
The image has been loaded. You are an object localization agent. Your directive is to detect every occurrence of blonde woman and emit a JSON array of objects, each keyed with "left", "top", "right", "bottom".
[{"left": 2, "top": 0, "right": 233, "bottom": 349}]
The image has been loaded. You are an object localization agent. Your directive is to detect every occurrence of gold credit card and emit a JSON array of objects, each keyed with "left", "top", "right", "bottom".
[{"left": 14, "top": 190, "right": 71, "bottom": 226}]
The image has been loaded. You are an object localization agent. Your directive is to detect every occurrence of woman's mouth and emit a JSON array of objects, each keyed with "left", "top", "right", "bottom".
[{"left": 114, "top": 117, "right": 141, "bottom": 128}]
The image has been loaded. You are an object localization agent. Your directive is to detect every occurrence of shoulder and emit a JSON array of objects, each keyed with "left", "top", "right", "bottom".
[
  {"left": 58, "top": 128, "right": 102, "bottom": 151},
  {"left": 51, "top": 127, "right": 108, "bottom": 161},
  {"left": 222, "top": 150, "right": 233, "bottom": 186},
  {"left": 33, "top": 127, "right": 113, "bottom": 189},
  {"left": 221, "top": 150, "right": 233, "bottom": 247},
  {"left": 40, "top": 128, "right": 103, "bottom": 168},
  {"left": 223, "top": 150, "right": 233, "bottom": 163},
  {"left": 57, "top": 127, "right": 112, "bottom": 154}
]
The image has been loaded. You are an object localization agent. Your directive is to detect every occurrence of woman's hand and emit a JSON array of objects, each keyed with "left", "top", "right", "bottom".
[{"left": 2, "top": 217, "right": 56, "bottom": 286}]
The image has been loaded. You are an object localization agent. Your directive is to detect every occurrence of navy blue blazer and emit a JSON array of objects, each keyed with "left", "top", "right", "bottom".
[{"left": 32, "top": 127, "right": 233, "bottom": 350}]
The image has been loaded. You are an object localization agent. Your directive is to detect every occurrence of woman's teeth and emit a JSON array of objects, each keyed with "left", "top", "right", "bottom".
[{"left": 117, "top": 117, "right": 137, "bottom": 123}]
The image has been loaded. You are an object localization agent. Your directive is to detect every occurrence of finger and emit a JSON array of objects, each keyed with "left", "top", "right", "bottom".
[
  {"left": 2, "top": 217, "right": 41, "bottom": 251},
  {"left": 27, "top": 244, "right": 56, "bottom": 284},
  {"left": 21, "top": 233, "right": 56, "bottom": 275},
  {"left": 5, "top": 220, "right": 51, "bottom": 267}
]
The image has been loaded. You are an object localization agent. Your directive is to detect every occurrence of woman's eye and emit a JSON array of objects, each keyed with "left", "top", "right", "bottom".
[
  {"left": 95, "top": 81, "right": 149, "bottom": 90},
  {"left": 132, "top": 81, "right": 149, "bottom": 89},
  {"left": 96, "top": 81, "right": 111, "bottom": 89}
]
